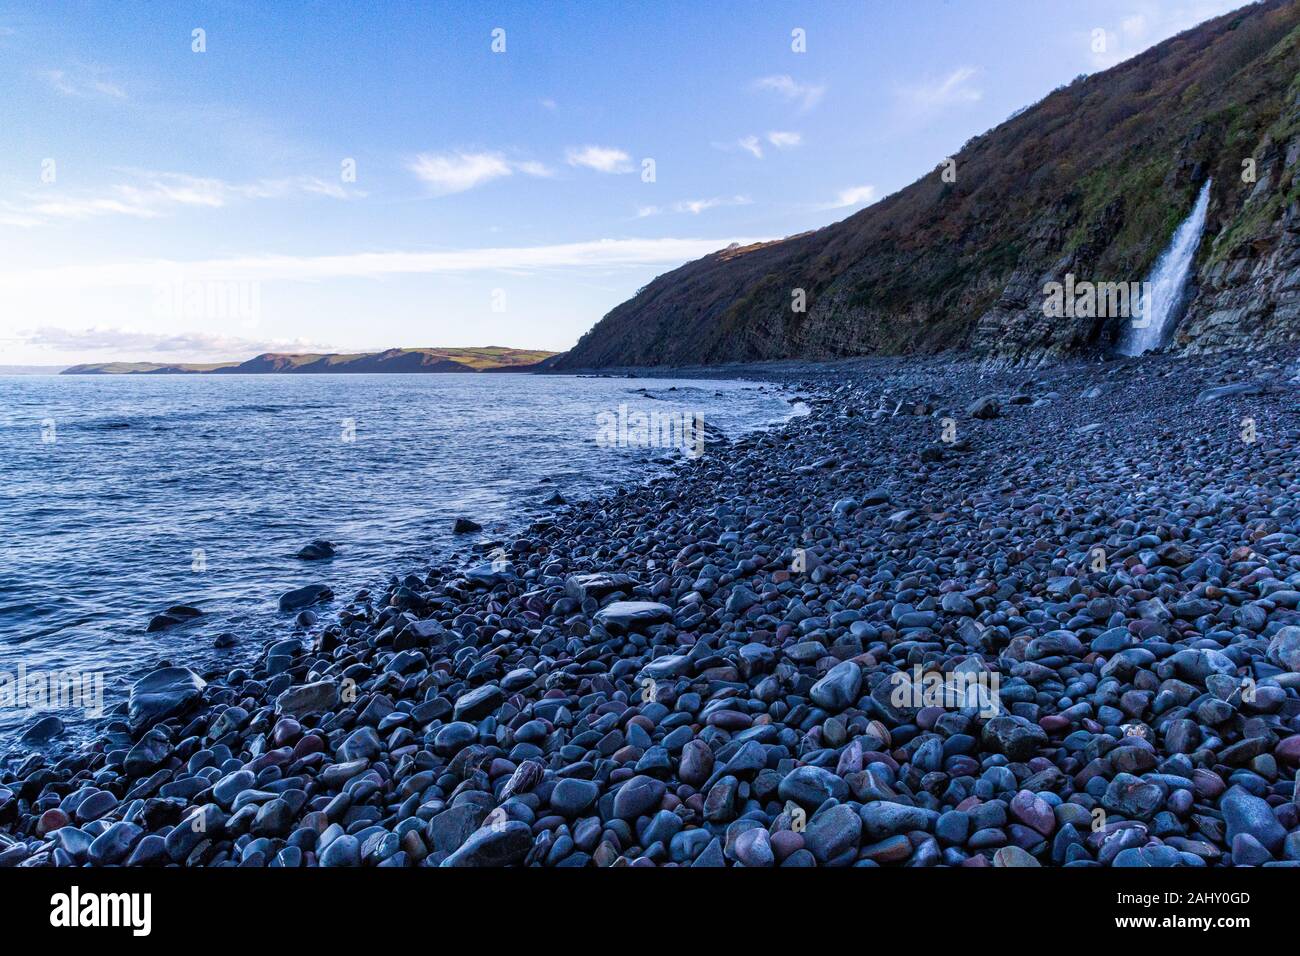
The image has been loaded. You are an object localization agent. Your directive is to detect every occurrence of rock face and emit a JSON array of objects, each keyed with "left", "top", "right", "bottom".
[
  {"left": 552, "top": 1, "right": 1300, "bottom": 370},
  {"left": 1177, "top": 132, "right": 1300, "bottom": 355}
]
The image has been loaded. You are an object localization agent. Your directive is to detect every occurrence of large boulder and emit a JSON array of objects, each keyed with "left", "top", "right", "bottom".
[
  {"left": 145, "top": 604, "right": 203, "bottom": 632},
  {"left": 981, "top": 714, "right": 1048, "bottom": 761},
  {"left": 128, "top": 667, "right": 206, "bottom": 728},
  {"left": 565, "top": 572, "right": 638, "bottom": 601},
  {"left": 1267, "top": 626, "right": 1300, "bottom": 672},
  {"left": 19, "top": 714, "right": 65, "bottom": 744},
  {"left": 453, "top": 684, "right": 504, "bottom": 722},
  {"left": 1221, "top": 787, "right": 1286, "bottom": 853},
  {"left": 439, "top": 820, "right": 532, "bottom": 867},
  {"left": 594, "top": 601, "right": 672, "bottom": 633},
  {"left": 296, "top": 539, "right": 336, "bottom": 560},
  {"left": 809, "top": 660, "right": 862, "bottom": 711},
  {"left": 274, "top": 680, "right": 340, "bottom": 717},
  {"left": 278, "top": 584, "right": 333, "bottom": 612}
]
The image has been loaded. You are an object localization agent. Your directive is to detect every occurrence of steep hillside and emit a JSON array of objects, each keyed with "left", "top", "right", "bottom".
[
  {"left": 62, "top": 347, "right": 556, "bottom": 375},
  {"left": 556, "top": 0, "right": 1300, "bottom": 368}
]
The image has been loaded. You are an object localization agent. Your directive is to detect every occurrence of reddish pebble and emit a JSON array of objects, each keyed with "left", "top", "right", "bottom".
[
  {"left": 38, "top": 808, "right": 70, "bottom": 835},
  {"left": 770, "top": 829, "right": 805, "bottom": 862},
  {"left": 1276, "top": 735, "right": 1300, "bottom": 764},
  {"left": 1040, "top": 714, "right": 1070, "bottom": 733}
]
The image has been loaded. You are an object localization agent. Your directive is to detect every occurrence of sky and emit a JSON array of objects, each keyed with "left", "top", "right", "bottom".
[{"left": 0, "top": 0, "right": 1257, "bottom": 366}]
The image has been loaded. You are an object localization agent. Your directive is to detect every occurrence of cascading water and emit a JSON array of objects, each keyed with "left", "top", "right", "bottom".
[{"left": 1116, "top": 179, "right": 1213, "bottom": 356}]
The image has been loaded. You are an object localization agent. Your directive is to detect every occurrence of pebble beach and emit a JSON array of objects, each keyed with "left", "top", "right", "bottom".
[{"left": 3, "top": 347, "right": 1300, "bottom": 869}]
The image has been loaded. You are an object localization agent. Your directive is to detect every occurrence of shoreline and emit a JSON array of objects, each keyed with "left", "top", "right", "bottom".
[
  {"left": 0, "top": 373, "right": 796, "bottom": 752},
  {"left": 2, "top": 346, "right": 1299, "bottom": 868}
]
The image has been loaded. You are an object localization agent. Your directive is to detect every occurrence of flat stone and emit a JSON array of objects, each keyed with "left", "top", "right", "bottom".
[
  {"left": 275, "top": 680, "right": 339, "bottom": 717},
  {"left": 128, "top": 666, "right": 206, "bottom": 727},
  {"left": 594, "top": 601, "right": 672, "bottom": 633},
  {"left": 278, "top": 584, "right": 333, "bottom": 612}
]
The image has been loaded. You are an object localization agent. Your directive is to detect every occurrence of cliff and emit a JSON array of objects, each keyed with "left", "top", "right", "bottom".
[{"left": 555, "top": 0, "right": 1300, "bottom": 368}]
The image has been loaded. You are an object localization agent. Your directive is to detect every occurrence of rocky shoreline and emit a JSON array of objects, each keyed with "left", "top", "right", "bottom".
[{"left": 3, "top": 347, "right": 1300, "bottom": 868}]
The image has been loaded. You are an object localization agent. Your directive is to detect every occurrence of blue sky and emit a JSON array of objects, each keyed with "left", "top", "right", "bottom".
[{"left": 0, "top": 0, "right": 1253, "bottom": 365}]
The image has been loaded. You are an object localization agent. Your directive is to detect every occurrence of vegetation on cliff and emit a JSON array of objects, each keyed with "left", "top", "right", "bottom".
[{"left": 556, "top": 0, "right": 1300, "bottom": 368}]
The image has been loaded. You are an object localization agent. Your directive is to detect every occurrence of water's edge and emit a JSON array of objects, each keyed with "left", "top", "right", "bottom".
[{"left": 1, "top": 375, "right": 806, "bottom": 752}]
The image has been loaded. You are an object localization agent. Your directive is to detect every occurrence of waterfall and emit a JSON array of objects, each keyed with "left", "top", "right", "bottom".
[{"left": 1116, "top": 179, "right": 1213, "bottom": 356}]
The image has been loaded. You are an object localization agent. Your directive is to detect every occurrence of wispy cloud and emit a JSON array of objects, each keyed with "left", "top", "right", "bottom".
[
  {"left": 897, "top": 67, "right": 982, "bottom": 112},
  {"left": 1, "top": 171, "right": 360, "bottom": 227},
  {"left": 40, "top": 65, "right": 127, "bottom": 99},
  {"left": 512, "top": 160, "right": 553, "bottom": 178},
  {"left": 407, "top": 151, "right": 551, "bottom": 195},
  {"left": 17, "top": 327, "right": 335, "bottom": 359},
  {"left": 822, "top": 185, "right": 877, "bottom": 210},
  {"left": 637, "top": 196, "right": 753, "bottom": 217},
  {"left": 0, "top": 237, "right": 769, "bottom": 289},
  {"left": 728, "top": 131, "right": 802, "bottom": 160},
  {"left": 752, "top": 74, "right": 825, "bottom": 110},
  {"left": 737, "top": 135, "right": 764, "bottom": 159},
  {"left": 565, "top": 145, "right": 634, "bottom": 174}
]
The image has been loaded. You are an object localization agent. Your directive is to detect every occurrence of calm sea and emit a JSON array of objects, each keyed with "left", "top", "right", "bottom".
[{"left": 0, "top": 372, "right": 799, "bottom": 747}]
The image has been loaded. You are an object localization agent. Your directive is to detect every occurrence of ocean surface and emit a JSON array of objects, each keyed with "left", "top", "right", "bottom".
[{"left": 0, "top": 372, "right": 800, "bottom": 747}]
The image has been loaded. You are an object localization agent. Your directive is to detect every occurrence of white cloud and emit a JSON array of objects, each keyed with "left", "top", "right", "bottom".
[
  {"left": 897, "top": 67, "right": 982, "bottom": 112},
  {"left": 539, "top": 98, "right": 557, "bottom": 110},
  {"left": 725, "top": 131, "right": 800, "bottom": 160},
  {"left": 513, "top": 160, "right": 555, "bottom": 178},
  {"left": 1, "top": 171, "right": 360, "bottom": 226},
  {"left": 40, "top": 65, "right": 127, "bottom": 99},
  {"left": 565, "top": 145, "right": 634, "bottom": 174},
  {"left": 406, "top": 151, "right": 552, "bottom": 194},
  {"left": 41, "top": 69, "right": 77, "bottom": 96},
  {"left": 408, "top": 151, "right": 509, "bottom": 194},
  {"left": 18, "top": 327, "right": 335, "bottom": 359},
  {"left": 0, "top": 237, "right": 769, "bottom": 290},
  {"left": 1086, "top": 0, "right": 1249, "bottom": 69},
  {"left": 753, "top": 74, "right": 825, "bottom": 110},
  {"left": 823, "top": 185, "right": 877, "bottom": 210},
  {"left": 0, "top": 212, "right": 43, "bottom": 228},
  {"left": 637, "top": 196, "right": 752, "bottom": 217},
  {"left": 678, "top": 195, "right": 752, "bottom": 215}
]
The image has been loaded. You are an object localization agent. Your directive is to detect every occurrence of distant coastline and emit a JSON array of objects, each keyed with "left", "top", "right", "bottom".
[{"left": 59, "top": 346, "right": 558, "bottom": 375}]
